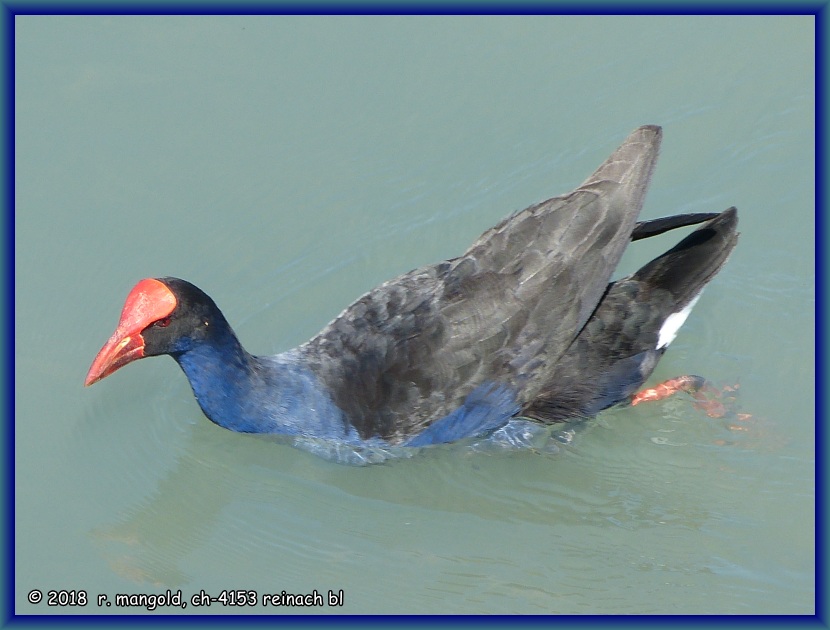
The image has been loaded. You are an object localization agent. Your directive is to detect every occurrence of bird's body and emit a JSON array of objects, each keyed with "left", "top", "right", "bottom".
[{"left": 85, "top": 125, "right": 739, "bottom": 460}]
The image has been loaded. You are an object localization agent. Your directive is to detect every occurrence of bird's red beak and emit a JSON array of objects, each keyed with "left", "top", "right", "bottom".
[{"left": 84, "top": 278, "right": 178, "bottom": 386}]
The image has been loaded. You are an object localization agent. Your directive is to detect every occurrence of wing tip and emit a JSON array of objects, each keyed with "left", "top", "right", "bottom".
[{"left": 579, "top": 124, "right": 663, "bottom": 197}]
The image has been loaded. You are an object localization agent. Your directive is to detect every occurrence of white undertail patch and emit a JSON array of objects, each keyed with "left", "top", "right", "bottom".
[{"left": 657, "top": 293, "right": 703, "bottom": 349}]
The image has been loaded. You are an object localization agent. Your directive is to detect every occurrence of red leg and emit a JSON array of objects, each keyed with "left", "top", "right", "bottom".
[
  {"left": 631, "top": 375, "right": 707, "bottom": 406},
  {"left": 632, "top": 375, "right": 745, "bottom": 419}
]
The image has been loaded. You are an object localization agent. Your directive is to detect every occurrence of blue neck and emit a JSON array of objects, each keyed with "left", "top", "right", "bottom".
[
  {"left": 173, "top": 335, "right": 358, "bottom": 441},
  {"left": 171, "top": 330, "right": 519, "bottom": 449}
]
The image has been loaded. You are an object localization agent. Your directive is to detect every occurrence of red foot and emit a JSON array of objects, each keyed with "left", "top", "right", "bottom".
[
  {"left": 631, "top": 375, "right": 706, "bottom": 406},
  {"left": 632, "top": 375, "right": 746, "bottom": 420}
]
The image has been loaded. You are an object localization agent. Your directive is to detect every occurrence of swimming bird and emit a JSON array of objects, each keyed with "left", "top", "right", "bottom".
[{"left": 85, "top": 125, "right": 739, "bottom": 456}]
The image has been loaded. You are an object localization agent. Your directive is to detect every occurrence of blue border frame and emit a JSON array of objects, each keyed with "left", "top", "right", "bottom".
[
  {"left": 815, "top": 5, "right": 828, "bottom": 624},
  {"left": 4, "top": 2, "right": 825, "bottom": 625},
  {"left": 815, "top": 2, "right": 826, "bottom": 625},
  {"left": 1, "top": 1, "right": 828, "bottom": 14},
  {"left": 3, "top": 1, "right": 13, "bottom": 626}
]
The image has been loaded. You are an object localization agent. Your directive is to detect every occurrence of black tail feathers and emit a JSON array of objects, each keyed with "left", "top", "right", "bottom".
[{"left": 633, "top": 207, "right": 739, "bottom": 306}]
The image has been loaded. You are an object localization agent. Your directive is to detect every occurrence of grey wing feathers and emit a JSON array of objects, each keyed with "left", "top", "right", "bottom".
[{"left": 300, "top": 125, "right": 663, "bottom": 443}]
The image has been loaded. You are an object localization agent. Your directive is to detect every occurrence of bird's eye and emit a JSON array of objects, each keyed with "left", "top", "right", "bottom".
[{"left": 153, "top": 317, "right": 171, "bottom": 328}]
